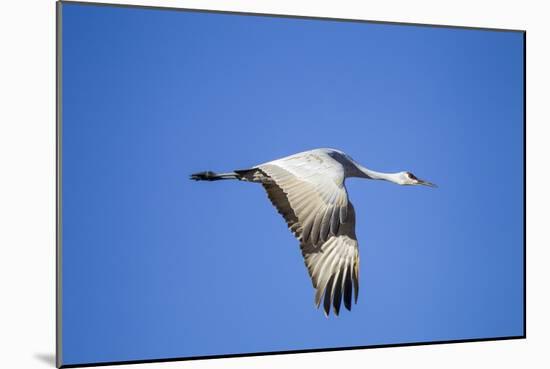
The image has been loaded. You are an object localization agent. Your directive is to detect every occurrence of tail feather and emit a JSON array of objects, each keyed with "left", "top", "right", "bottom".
[{"left": 190, "top": 171, "right": 239, "bottom": 181}]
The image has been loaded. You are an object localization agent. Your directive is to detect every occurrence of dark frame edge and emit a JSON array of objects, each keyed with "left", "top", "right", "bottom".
[
  {"left": 56, "top": 1, "right": 64, "bottom": 368},
  {"left": 522, "top": 30, "right": 527, "bottom": 339}
]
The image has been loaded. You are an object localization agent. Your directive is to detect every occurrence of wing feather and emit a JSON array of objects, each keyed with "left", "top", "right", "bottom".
[
  {"left": 256, "top": 150, "right": 360, "bottom": 316},
  {"left": 332, "top": 267, "right": 344, "bottom": 316},
  {"left": 323, "top": 274, "right": 336, "bottom": 316},
  {"left": 342, "top": 263, "right": 352, "bottom": 311},
  {"left": 258, "top": 151, "right": 348, "bottom": 245}
]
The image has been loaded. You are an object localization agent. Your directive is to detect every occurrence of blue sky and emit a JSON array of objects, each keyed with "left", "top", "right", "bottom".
[{"left": 61, "top": 3, "right": 524, "bottom": 366}]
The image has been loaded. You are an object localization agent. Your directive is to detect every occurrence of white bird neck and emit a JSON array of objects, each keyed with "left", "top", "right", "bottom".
[{"left": 353, "top": 163, "right": 403, "bottom": 185}]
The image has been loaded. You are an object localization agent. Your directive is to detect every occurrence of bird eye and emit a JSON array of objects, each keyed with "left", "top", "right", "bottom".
[{"left": 408, "top": 172, "right": 417, "bottom": 180}]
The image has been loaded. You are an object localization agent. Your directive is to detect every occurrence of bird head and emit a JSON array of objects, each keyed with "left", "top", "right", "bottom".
[{"left": 399, "top": 171, "right": 437, "bottom": 187}]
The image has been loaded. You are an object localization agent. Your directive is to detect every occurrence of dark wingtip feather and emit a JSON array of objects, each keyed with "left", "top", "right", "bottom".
[
  {"left": 343, "top": 266, "right": 353, "bottom": 311},
  {"left": 353, "top": 274, "right": 359, "bottom": 304},
  {"left": 352, "top": 260, "right": 359, "bottom": 304},
  {"left": 333, "top": 272, "right": 343, "bottom": 316},
  {"left": 323, "top": 275, "right": 335, "bottom": 317}
]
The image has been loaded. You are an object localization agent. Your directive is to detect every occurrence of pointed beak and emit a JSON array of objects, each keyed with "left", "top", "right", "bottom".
[{"left": 416, "top": 179, "right": 437, "bottom": 188}]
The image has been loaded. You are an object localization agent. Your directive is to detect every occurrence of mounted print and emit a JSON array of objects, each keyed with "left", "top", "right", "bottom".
[{"left": 56, "top": 1, "right": 525, "bottom": 367}]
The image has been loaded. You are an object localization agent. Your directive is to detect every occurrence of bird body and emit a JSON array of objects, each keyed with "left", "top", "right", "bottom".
[{"left": 191, "top": 148, "right": 435, "bottom": 316}]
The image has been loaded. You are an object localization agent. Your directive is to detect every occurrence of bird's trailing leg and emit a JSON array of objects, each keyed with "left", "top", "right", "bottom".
[
  {"left": 190, "top": 171, "right": 240, "bottom": 181},
  {"left": 191, "top": 168, "right": 267, "bottom": 183}
]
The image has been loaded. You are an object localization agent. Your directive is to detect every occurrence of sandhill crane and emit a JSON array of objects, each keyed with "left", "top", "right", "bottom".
[{"left": 191, "top": 148, "right": 435, "bottom": 316}]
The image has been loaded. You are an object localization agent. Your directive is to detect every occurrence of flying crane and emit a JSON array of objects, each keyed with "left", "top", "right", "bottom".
[{"left": 191, "top": 148, "right": 436, "bottom": 316}]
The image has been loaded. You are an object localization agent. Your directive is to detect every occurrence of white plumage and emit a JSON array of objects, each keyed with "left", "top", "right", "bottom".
[{"left": 191, "top": 148, "right": 435, "bottom": 316}]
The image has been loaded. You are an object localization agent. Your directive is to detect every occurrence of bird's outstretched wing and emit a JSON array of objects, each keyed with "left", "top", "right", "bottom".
[
  {"left": 301, "top": 224, "right": 359, "bottom": 316},
  {"left": 257, "top": 151, "right": 360, "bottom": 316}
]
